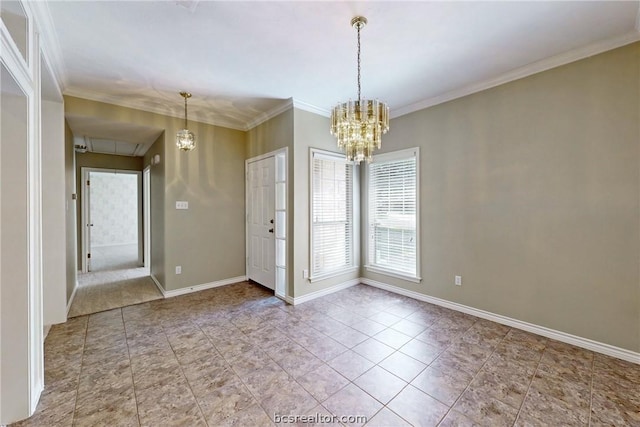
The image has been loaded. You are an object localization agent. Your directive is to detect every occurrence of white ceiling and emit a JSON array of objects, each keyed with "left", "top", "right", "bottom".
[{"left": 38, "top": 1, "right": 640, "bottom": 139}]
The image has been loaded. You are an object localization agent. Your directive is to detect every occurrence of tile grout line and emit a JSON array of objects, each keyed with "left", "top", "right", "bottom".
[
  {"left": 587, "top": 353, "right": 595, "bottom": 426},
  {"left": 70, "top": 315, "right": 90, "bottom": 427},
  {"left": 512, "top": 339, "right": 546, "bottom": 426},
  {"left": 433, "top": 322, "right": 512, "bottom": 426},
  {"left": 165, "top": 320, "right": 211, "bottom": 427},
  {"left": 120, "top": 308, "right": 143, "bottom": 427}
]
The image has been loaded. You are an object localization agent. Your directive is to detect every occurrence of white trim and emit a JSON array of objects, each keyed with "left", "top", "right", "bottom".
[
  {"left": 162, "top": 276, "right": 247, "bottom": 299},
  {"left": 43, "top": 325, "right": 51, "bottom": 340},
  {"left": 150, "top": 274, "right": 165, "bottom": 297},
  {"left": 245, "top": 98, "right": 294, "bottom": 130},
  {"left": 292, "top": 99, "right": 330, "bottom": 118},
  {"left": 80, "top": 168, "right": 142, "bottom": 273},
  {"left": 364, "top": 266, "right": 421, "bottom": 283},
  {"left": 360, "top": 278, "right": 640, "bottom": 365},
  {"left": 309, "top": 148, "right": 357, "bottom": 279},
  {"left": 288, "top": 279, "right": 360, "bottom": 305},
  {"left": 392, "top": 31, "right": 640, "bottom": 119},
  {"left": 309, "top": 267, "right": 359, "bottom": 283},
  {"left": 365, "top": 147, "right": 420, "bottom": 281},
  {"left": 245, "top": 148, "right": 289, "bottom": 300},
  {"left": 26, "top": 0, "right": 66, "bottom": 89},
  {"left": 66, "top": 281, "right": 78, "bottom": 316}
]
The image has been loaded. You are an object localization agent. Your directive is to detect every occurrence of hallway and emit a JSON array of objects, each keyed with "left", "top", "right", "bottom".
[{"left": 68, "top": 267, "right": 162, "bottom": 318}]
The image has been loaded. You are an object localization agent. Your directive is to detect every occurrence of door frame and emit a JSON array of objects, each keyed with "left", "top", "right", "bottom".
[
  {"left": 143, "top": 166, "right": 151, "bottom": 269},
  {"left": 80, "top": 167, "right": 143, "bottom": 273},
  {"left": 245, "top": 148, "right": 288, "bottom": 300}
]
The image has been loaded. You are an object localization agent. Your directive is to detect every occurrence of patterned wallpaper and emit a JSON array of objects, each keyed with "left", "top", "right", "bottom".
[{"left": 89, "top": 172, "right": 138, "bottom": 247}]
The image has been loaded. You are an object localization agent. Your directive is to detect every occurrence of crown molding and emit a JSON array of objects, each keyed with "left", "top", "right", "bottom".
[
  {"left": 392, "top": 30, "right": 640, "bottom": 119},
  {"left": 27, "top": 0, "right": 67, "bottom": 91},
  {"left": 244, "top": 98, "right": 294, "bottom": 131},
  {"left": 292, "top": 99, "right": 330, "bottom": 118},
  {"left": 63, "top": 88, "right": 247, "bottom": 131}
]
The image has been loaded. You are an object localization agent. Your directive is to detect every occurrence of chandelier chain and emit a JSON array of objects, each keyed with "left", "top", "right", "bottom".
[
  {"left": 357, "top": 23, "right": 361, "bottom": 101},
  {"left": 184, "top": 96, "right": 188, "bottom": 128}
]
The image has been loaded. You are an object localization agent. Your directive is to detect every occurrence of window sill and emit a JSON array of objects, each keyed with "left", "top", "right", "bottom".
[
  {"left": 364, "top": 266, "right": 422, "bottom": 283},
  {"left": 309, "top": 266, "right": 359, "bottom": 283}
]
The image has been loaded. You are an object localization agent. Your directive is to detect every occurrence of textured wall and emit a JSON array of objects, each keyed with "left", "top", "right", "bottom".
[{"left": 89, "top": 172, "right": 139, "bottom": 247}]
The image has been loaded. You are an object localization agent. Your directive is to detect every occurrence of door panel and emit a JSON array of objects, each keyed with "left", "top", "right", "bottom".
[{"left": 247, "top": 157, "right": 276, "bottom": 290}]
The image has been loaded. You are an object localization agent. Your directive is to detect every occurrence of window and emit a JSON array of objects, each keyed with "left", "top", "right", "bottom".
[
  {"left": 366, "top": 148, "right": 420, "bottom": 281},
  {"left": 310, "top": 149, "right": 355, "bottom": 279}
]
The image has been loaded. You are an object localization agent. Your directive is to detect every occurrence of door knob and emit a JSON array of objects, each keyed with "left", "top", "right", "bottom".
[{"left": 268, "top": 228, "right": 274, "bottom": 233}]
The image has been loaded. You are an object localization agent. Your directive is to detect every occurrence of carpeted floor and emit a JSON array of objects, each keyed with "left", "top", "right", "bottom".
[{"left": 68, "top": 267, "right": 162, "bottom": 318}]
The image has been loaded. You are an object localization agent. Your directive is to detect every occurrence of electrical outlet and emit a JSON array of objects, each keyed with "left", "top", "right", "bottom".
[
  {"left": 176, "top": 201, "right": 189, "bottom": 210},
  {"left": 176, "top": 266, "right": 182, "bottom": 274},
  {"left": 455, "top": 275, "right": 462, "bottom": 286},
  {"left": 303, "top": 269, "right": 309, "bottom": 279}
]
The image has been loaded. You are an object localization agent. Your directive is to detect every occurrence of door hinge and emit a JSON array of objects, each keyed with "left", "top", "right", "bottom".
[
  {"left": 87, "top": 180, "right": 90, "bottom": 186},
  {"left": 88, "top": 253, "right": 91, "bottom": 259}
]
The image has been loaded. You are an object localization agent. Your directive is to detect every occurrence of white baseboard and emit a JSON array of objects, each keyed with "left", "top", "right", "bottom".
[
  {"left": 150, "top": 274, "right": 165, "bottom": 297},
  {"left": 66, "top": 281, "right": 78, "bottom": 316},
  {"left": 43, "top": 325, "right": 52, "bottom": 340},
  {"left": 361, "top": 278, "right": 640, "bottom": 365},
  {"left": 288, "top": 279, "right": 360, "bottom": 305},
  {"left": 161, "top": 276, "right": 248, "bottom": 298}
]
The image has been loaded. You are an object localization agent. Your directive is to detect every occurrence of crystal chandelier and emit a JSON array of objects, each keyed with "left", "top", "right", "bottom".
[
  {"left": 176, "top": 91, "right": 195, "bottom": 151},
  {"left": 330, "top": 16, "right": 389, "bottom": 164}
]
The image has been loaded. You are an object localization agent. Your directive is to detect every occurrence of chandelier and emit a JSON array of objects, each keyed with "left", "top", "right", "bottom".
[
  {"left": 176, "top": 91, "right": 196, "bottom": 151},
  {"left": 330, "top": 16, "right": 389, "bottom": 164}
]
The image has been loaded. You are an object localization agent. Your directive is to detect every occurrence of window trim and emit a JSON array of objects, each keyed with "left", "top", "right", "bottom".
[
  {"left": 364, "top": 147, "right": 421, "bottom": 282},
  {"left": 309, "top": 148, "right": 358, "bottom": 281}
]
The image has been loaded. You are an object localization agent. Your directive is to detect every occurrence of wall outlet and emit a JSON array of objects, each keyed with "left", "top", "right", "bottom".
[
  {"left": 176, "top": 201, "right": 189, "bottom": 210},
  {"left": 455, "top": 275, "right": 462, "bottom": 286},
  {"left": 303, "top": 269, "right": 309, "bottom": 279},
  {"left": 175, "top": 266, "right": 182, "bottom": 274}
]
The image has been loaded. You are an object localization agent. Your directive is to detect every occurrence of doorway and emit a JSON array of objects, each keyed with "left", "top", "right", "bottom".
[
  {"left": 81, "top": 168, "right": 142, "bottom": 272},
  {"left": 246, "top": 149, "right": 288, "bottom": 300}
]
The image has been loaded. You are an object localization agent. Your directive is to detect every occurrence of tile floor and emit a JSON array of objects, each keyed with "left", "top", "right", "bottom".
[
  {"left": 68, "top": 267, "right": 162, "bottom": 318},
  {"left": 13, "top": 282, "right": 640, "bottom": 426}
]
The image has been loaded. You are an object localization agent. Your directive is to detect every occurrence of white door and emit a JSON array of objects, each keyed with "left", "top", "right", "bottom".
[{"left": 247, "top": 156, "right": 276, "bottom": 290}]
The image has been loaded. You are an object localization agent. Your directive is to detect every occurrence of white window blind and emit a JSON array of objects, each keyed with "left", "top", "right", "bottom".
[
  {"left": 367, "top": 149, "right": 419, "bottom": 278},
  {"left": 311, "top": 151, "right": 354, "bottom": 277}
]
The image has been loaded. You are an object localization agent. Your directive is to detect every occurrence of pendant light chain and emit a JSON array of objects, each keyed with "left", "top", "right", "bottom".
[
  {"left": 357, "top": 23, "right": 361, "bottom": 102},
  {"left": 184, "top": 95, "right": 188, "bottom": 128}
]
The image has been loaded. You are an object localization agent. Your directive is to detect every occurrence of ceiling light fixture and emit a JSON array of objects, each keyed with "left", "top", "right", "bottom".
[
  {"left": 176, "top": 91, "right": 195, "bottom": 151},
  {"left": 330, "top": 16, "right": 389, "bottom": 164}
]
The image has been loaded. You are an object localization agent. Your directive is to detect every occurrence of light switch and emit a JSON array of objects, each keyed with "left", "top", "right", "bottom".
[{"left": 176, "top": 201, "right": 189, "bottom": 210}]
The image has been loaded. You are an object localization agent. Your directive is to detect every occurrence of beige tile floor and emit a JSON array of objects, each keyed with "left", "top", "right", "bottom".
[
  {"left": 68, "top": 267, "right": 162, "bottom": 318},
  {"left": 13, "top": 282, "right": 640, "bottom": 426}
]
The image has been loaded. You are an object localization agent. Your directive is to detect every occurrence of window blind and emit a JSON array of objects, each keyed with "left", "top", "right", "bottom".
[
  {"left": 311, "top": 151, "right": 354, "bottom": 277},
  {"left": 368, "top": 150, "right": 418, "bottom": 277}
]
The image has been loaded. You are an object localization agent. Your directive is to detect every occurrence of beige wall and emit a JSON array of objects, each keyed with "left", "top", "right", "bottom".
[
  {"left": 74, "top": 151, "right": 144, "bottom": 267},
  {"left": 163, "top": 118, "right": 246, "bottom": 291},
  {"left": 64, "top": 120, "right": 77, "bottom": 304},
  {"left": 292, "top": 108, "right": 360, "bottom": 298},
  {"left": 363, "top": 42, "right": 640, "bottom": 352}
]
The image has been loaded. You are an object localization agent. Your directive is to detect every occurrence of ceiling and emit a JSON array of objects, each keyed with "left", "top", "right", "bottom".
[{"left": 37, "top": 1, "right": 640, "bottom": 150}]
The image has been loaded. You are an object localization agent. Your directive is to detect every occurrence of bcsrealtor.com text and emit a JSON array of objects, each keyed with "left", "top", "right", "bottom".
[{"left": 274, "top": 413, "right": 368, "bottom": 424}]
